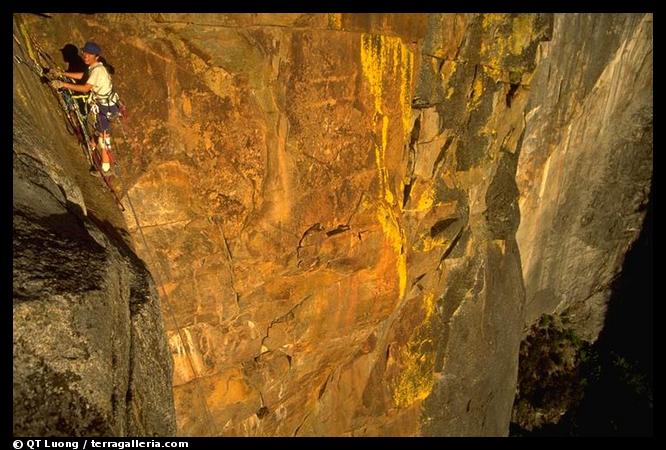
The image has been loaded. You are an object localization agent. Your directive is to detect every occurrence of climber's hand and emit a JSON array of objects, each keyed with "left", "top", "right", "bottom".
[
  {"left": 43, "top": 67, "right": 64, "bottom": 79},
  {"left": 50, "top": 79, "right": 64, "bottom": 89},
  {"left": 51, "top": 67, "right": 65, "bottom": 78}
]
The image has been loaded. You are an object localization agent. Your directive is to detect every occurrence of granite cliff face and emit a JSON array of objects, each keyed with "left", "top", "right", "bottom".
[
  {"left": 13, "top": 13, "right": 651, "bottom": 436},
  {"left": 513, "top": 13, "right": 652, "bottom": 431},
  {"left": 516, "top": 14, "right": 652, "bottom": 339},
  {"left": 13, "top": 17, "right": 176, "bottom": 435}
]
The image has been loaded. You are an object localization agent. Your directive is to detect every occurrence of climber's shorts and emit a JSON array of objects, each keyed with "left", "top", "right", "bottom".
[{"left": 95, "top": 103, "right": 120, "bottom": 133}]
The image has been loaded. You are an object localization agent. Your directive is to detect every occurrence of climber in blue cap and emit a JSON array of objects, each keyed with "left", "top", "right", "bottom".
[
  {"left": 50, "top": 41, "right": 119, "bottom": 174},
  {"left": 82, "top": 41, "right": 101, "bottom": 55}
]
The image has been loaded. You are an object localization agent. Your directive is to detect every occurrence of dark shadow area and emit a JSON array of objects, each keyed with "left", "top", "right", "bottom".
[
  {"left": 86, "top": 213, "right": 135, "bottom": 260},
  {"left": 85, "top": 212, "right": 154, "bottom": 283},
  {"left": 85, "top": 213, "right": 156, "bottom": 314},
  {"left": 59, "top": 44, "right": 116, "bottom": 78},
  {"left": 60, "top": 43, "right": 88, "bottom": 82},
  {"left": 511, "top": 186, "right": 653, "bottom": 436}
]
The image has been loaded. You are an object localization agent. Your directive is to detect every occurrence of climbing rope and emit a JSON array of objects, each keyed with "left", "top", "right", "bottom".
[
  {"left": 14, "top": 21, "right": 126, "bottom": 211},
  {"left": 13, "top": 22, "right": 98, "bottom": 175},
  {"left": 113, "top": 119, "right": 219, "bottom": 435},
  {"left": 14, "top": 18, "right": 218, "bottom": 435}
]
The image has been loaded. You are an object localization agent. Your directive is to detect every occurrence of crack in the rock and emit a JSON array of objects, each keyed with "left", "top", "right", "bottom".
[
  {"left": 130, "top": 218, "right": 194, "bottom": 230},
  {"left": 317, "top": 371, "right": 333, "bottom": 400},
  {"left": 154, "top": 18, "right": 420, "bottom": 39},
  {"left": 430, "top": 217, "right": 459, "bottom": 237},
  {"left": 326, "top": 224, "right": 351, "bottom": 237},
  {"left": 468, "top": 63, "right": 480, "bottom": 102},
  {"left": 412, "top": 272, "right": 427, "bottom": 289},
  {"left": 292, "top": 411, "right": 311, "bottom": 436},
  {"left": 437, "top": 226, "right": 465, "bottom": 269},
  {"left": 500, "top": 127, "right": 515, "bottom": 151},
  {"left": 345, "top": 192, "right": 367, "bottom": 227},
  {"left": 296, "top": 223, "right": 324, "bottom": 262},
  {"left": 221, "top": 228, "right": 241, "bottom": 310},
  {"left": 431, "top": 135, "right": 455, "bottom": 178},
  {"left": 506, "top": 82, "right": 520, "bottom": 108},
  {"left": 402, "top": 113, "right": 422, "bottom": 208},
  {"left": 257, "top": 294, "right": 312, "bottom": 356}
]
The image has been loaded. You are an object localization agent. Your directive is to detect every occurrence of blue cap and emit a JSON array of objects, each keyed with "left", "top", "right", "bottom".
[{"left": 82, "top": 41, "right": 101, "bottom": 55}]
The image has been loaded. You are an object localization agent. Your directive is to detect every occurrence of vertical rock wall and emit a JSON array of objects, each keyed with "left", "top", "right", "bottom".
[
  {"left": 15, "top": 12, "right": 651, "bottom": 436},
  {"left": 516, "top": 14, "right": 653, "bottom": 340},
  {"left": 13, "top": 16, "right": 176, "bottom": 436}
]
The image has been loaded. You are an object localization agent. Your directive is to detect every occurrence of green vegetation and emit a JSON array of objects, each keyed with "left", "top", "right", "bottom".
[{"left": 511, "top": 314, "right": 595, "bottom": 431}]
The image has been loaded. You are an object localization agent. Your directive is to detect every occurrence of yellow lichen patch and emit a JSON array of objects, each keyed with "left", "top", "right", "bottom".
[
  {"left": 328, "top": 13, "right": 342, "bottom": 30},
  {"left": 360, "top": 33, "right": 414, "bottom": 134},
  {"left": 439, "top": 60, "right": 458, "bottom": 83},
  {"left": 361, "top": 34, "right": 385, "bottom": 114},
  {"left": 482, "top": 63, "right": 505, "bottom": 83},
  {"left": 521, "top": 70, "right": 535, "bottom": 86},
  {"left": 361, "top": 33, "right": 413, "bottom": 301},
  {"left": 372, "top": 117, "right": 395, "bottom": 205},
  {"left": 374, "top": 120, "right": 405, "bottom": 299},
  {"left": 377, "top": 202, "right": 407, "bottom": 299},
  {"left": 379, "top": 116, "right": 396, "bottom": 204},
  {"left": 423, "top": 292, "right": 435, "bottom": 319},
  {"left": 393, "top": 338, "right": 435, "bottom": 408},
  {"left": 481, "top": 13, "right": 537, "bottom": 80},
  {"left": 415, "top": 185, "right": 436, "bottom": 212},
  {"left": 418, "top": 234, "right": 446, "bottom": 253},
  {"left": 437, "top": 60, "right": 459, "bottom": 100},
  {"left": 471, "top": 75, "right": 484, "bottom": 104},
  {"left": 392, "top": 291, "right": 440, "bottom": 408},
  {"left": 190, "top": 53, "right": 208, "bottom": 76},
  {"left": 510, "top": 14, "right": 535, "bottom": 55},
  {"left": 480, "top": 14, "right": 510, "bottom": 78},
  {"left": 398, "top": 44, "right": 414, "bottom": 135},
  {"left": 361, "top": 196, "right": 374, "bottom": 211},
  {"left": 479, "top": 125, "right": 498, "bottom": 146},
  {"left": 482, "top": 13, "right": 508, "bottom": 32}
]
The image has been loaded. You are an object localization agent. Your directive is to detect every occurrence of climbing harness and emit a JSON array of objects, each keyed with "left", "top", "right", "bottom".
[
  {"left": 13, "top": 25, "right": 126, "bottom": 211},
  {"left": 13, "top": 18, "right": 219, "bottom": 435},
  {"left": 87, "top": 63, "right": 122, "bottom": 106},
  {"left": 71, "top": 93, "right": 91, "bottom": 115}
]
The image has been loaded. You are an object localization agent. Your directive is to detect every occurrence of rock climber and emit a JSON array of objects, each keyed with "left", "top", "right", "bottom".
[{"left": 50, "top": 41, "right": 119, "bottom": 173}]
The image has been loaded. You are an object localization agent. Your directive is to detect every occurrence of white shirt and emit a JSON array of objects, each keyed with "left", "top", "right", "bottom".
[{"left": 87, "top": 62, "right": 113, "bottom": 102}]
